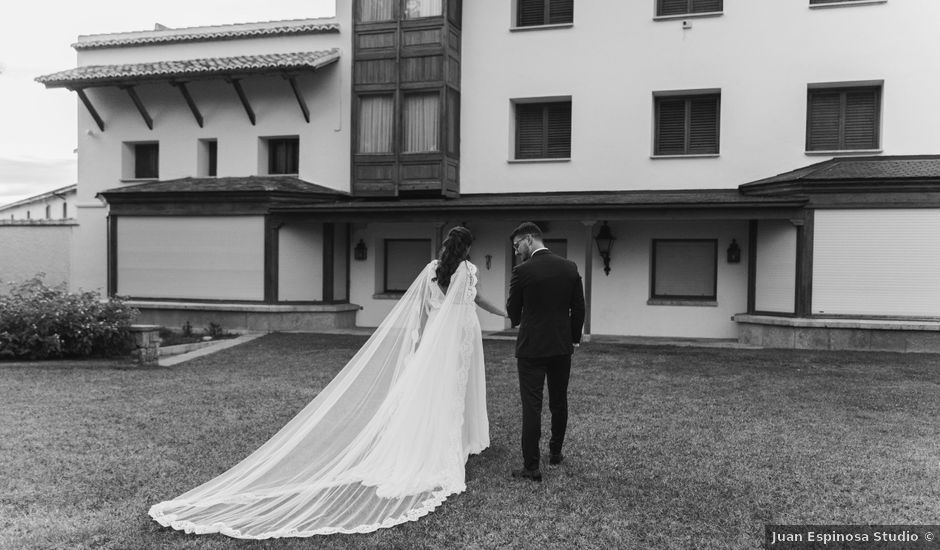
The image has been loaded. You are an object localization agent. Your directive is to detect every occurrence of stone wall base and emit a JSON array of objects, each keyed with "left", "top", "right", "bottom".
[
  {"left": 127, "top": 301, "right": 360, "bottom": 333},
  {"left": 734, "top": 314, "right": 940, "bottom": 353}
]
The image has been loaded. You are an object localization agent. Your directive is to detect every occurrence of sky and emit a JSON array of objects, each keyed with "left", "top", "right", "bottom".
[{"left": 0, "top": 0, "right": 335, "bottom": 206}]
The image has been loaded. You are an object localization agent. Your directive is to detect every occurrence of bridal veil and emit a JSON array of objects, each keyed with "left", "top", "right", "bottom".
[{"left": 149, "top": 260, "right": 489, "bottom": 538}]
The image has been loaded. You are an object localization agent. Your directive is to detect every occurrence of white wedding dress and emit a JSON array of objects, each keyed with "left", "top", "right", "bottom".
[{"left": 149, "top": 260, "right": 489, "bottom": 538}]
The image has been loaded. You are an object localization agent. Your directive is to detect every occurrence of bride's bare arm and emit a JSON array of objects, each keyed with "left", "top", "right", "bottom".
[{"left": 474, "top": 279, "right": 508, "bottom": 317}]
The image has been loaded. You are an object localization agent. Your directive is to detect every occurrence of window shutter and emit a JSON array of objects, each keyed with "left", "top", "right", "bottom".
[
  {"left": 694, "top": 0, "right": 723, "bottom": 13},
  {"left": 516, "top": 103, "right": 545, "bottom": 159},
  {"left": 844, "top": 88, "right": 879, "bottom": 149},
  {"left": 516, "top": 101, "right": 571, "bottom": 159},
  {"left": 656, "top": 99, "right": 687, "bottom": 155},
  {"left": 653, "top": 240, "right": 717, "bottom": 299},
  {"left": 548, "top": 0, "right": 574, "bottom": 24},
  {"left": 688, "top": 96, "right": 719, "bottom": 154},
  {"left": 807, "top": 91, "right": 841, "bottom": 151},
  {"left": 658, "top": 0, "right": 689, "bottom": 16},
  {"left": 546, "top": 102, "right": 572, "bottom": 158},
  {"left": 135, "top": 144, "right": 159, "bottom": 179},
  {"left": 658, "top": 0, "right": 721, "bottom": 16},
  {"left": 518, "top": 0, "right": 546, "bottom": 26}
]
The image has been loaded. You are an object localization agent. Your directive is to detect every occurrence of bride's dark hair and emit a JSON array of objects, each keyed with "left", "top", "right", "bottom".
[{"left": 433, "top": 226, "right": 473, "bottom": 289}]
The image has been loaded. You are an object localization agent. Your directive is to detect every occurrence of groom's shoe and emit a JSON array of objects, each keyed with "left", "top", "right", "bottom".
[
  {"left": 511, "top": 467, "right": 542, "bottom": 482},
  {"left": 549, "top": 453, "right": 564, "bottom": 465}
]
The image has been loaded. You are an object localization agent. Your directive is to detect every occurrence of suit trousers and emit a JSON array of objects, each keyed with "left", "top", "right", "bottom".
[{"left": 517, "top": 354, "right": 571, "bottom": 470}]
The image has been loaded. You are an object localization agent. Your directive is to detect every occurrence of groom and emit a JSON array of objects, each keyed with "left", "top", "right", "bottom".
[{"left": 506, "top": 222, "right": 585, "bottom": 482}]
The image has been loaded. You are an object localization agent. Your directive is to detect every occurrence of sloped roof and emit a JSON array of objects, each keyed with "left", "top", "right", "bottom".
[
  {"left": 741, "top": 155, "right": 940, "bottom": 195},
  {"left": 271, "top": 189, "right": 806, "bottom": 218},
  {"left": 72, "top": 18, "right": 339, "bottom": 50},
  {"left": 36, "top": 49, "right": 340, "bottom": 88},
  {"left": 0, "top": 184, "right": 77, "bottom": 212},
  {"left": 99, "top": 176, "right": 346, "bottom": 197}
]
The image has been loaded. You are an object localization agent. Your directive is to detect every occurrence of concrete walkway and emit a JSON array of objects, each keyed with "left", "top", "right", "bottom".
[
  {"left": 159, "top": 328, "right": 756, "bottom": 366},
  {"left": 158, "top": 333, "right": 266, "bottom": 367}
]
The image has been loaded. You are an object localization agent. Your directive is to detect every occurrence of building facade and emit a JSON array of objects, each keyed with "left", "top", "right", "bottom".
[
  {"left": 37, "top": 0, "right": 940, "bottom": 350},
  {"left": 0, "top": 184, "right": 77, "bottom": 293}
]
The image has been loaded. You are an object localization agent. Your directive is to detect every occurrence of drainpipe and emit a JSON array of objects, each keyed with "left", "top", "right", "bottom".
[{"left": 581, "top": 220, "right": 595, "bottom": 342}]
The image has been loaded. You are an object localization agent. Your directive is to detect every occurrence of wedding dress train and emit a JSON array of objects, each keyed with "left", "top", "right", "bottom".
[{"left": 149, "top": 260, "right": 489, "bottom": 538}]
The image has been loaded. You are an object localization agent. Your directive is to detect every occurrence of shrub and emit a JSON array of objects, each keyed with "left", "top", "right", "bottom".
[{"left": 0, "top": 276, "right": 139, "bottom": 360}]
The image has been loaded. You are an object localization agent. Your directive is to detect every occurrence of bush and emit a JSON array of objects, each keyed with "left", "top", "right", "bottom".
[{"left": 0, "top": 276, "right": 139, "bottom": 360}]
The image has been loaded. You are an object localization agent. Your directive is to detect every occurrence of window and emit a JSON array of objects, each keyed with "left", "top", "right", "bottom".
[
  {"left": 358, "top": 95, "right": 394, "bottom": 154},
  {"left": 403, "top": 93, "right": 440, "bottom": 153},
  {"left": 134, "top": 143, "right": 159, "bottom": 179},
  {"left": 656, "top": 0, "right": 722, "bottom": 16},
  {"left": 651, "top": 239, "right": 717, "bottom": 300},
  {"left": 806, "top": 85, "right": 881, "bottom": 152},
  {"left": 514, "top": 100, "right": 572, "bottom": 160},
  {"left": 404, "top": 0, "right": 442, "bottom": 18},
  {"left": 266, "top": 138, "right": 299, "bottom": 175},
  {"left": 516, "top": 0, "right": 574, "bottom": 27},
  {"left": 384, "top": 239, "right": 431, "bottom": 292},
  {"left": 62, "top": 203, "right": 68, "bottom": 219},
  {"left": 809, "top": 0, "right": 873, "bottom": 4},
  {"left": 198, "top": 139, "right": 218, "bottom": 177},
  {"left": 654, "top": 93, "right": 720, "bottom": 156},
  {"left": 45, "top": 205, "right": 51, "bottom": 219},
  {"left": 357, "top": 0, "right": 395, "bottom": 22}
]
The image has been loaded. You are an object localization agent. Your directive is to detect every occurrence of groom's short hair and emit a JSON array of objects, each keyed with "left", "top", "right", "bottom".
[{"left": 510, "top": 222, "right": 543, "bottom": 241}]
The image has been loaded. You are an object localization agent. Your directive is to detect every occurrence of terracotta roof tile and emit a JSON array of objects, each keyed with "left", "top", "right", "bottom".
[
  {"left": 36, "top": 49, "right": 340, "bottom": 88},
  {"left": 72, "top": 19, "right": 339, "bottom": 50},
  {"left": 99, "top": 176, "right": 347, "bottom": 196},
  {"left": 743, "top": 155, "right": 940, "bottom": 187}
]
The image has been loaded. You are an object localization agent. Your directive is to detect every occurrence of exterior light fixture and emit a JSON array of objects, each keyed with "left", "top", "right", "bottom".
[
  {"left": 594, "top": 221, "right": 615, "bottom": 276},
  {"left": 354, "top": 239, "right": 368, "bottom": 261},
  {"left": 726, "top": 239, "right": 741, "bottom": 264}
]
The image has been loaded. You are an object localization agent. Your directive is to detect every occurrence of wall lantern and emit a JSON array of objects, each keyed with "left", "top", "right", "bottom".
[
  {"left": 354, "top": 239, "right": 368, "bottom": 261},
  {"left": 594, "top": 221, "right": 615, "bottom": 276},
  {"left": 726, "top": 239, "right": 741, "bottom": 264}
]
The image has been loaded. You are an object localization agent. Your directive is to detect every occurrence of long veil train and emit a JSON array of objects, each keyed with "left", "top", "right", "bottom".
[{"left": 149, "top": 260, "right": 489, "bottom": 538}]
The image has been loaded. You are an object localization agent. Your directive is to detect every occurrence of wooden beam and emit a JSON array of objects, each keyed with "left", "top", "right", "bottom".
[
  {"left": 171, "top": 81, "right": 204, "bottom": 128},
  {"left": 285, "top": 74, "right": 311, "bottom": 123},
  {"left": 794, "top": 211, "right": 815, "bottom": 317},
  {"left": 74, "top": 88, "right": 105, "bottom": 131},
  {"left": 228, "top": 78, "right": 256, "bottom": 126},
  {"left": 747, "top": 219, "right": 757, "bottom": 314},
  {"left": 264, "top": 216, "right": 283, "bottom": 303},
  {"left": 108, "top": 215, "right": 118, "bottom": 296},
  {"left": 323, "top": 223, "right": 335, "bottom": 302},
  {"left": 581, "top": 221, "right": 595, "bottom": 340},
  {"left": 121, "top": 85, "right": 153, "bottom": 130}
]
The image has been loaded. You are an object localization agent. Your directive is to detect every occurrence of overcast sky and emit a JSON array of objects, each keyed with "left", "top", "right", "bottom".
[{"left": 0, "top": 0, "right": 335, "bottom": 206}]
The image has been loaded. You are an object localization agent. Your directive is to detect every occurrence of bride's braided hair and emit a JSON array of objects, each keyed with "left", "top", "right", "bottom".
[{"left": 433, "top": 226, "right": 473, "bottom": 289}]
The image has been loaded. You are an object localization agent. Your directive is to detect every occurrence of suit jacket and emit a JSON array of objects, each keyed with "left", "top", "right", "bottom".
[{"left": 507, "top": 249, "right": 586, "bottom": 358}]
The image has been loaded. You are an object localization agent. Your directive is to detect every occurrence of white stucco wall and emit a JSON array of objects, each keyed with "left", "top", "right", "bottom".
[
  {"left": 590, "top": 220, "right": 749, "bottom": 339},
  {"left": 69, "top": 9, "right": 352, "bottom": 293},
  {"left": 0, "top": 225, "right": 74, "bottom": 294},
  {"left": 460, "top": 1, "right": 940, "bottom": 194}
]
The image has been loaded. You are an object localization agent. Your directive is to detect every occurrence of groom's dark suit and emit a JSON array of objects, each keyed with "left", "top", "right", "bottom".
[{"left": 507, "top": 249, "right": 585, "bottom": 471}]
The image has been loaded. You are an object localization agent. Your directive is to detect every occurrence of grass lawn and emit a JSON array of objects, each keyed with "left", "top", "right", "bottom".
[{"left": 1, "top": 333, "right": 938, "bottom": 550}]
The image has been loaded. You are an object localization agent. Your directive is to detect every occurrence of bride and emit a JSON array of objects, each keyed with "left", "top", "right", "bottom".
[{"left": 149, "top": 226, "right": 507, "bottom": 538}]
